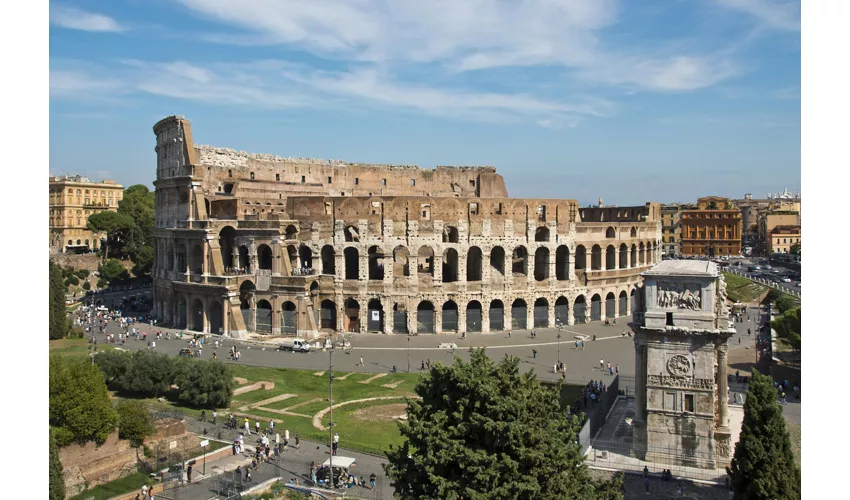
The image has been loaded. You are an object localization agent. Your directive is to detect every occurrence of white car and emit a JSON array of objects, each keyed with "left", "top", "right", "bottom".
[{"left": 781, "top": 277, "right": 791, "bottom": 283}]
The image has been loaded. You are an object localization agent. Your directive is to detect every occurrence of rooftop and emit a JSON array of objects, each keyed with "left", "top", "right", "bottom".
[{"left": 643, "top": 260, "right": 718, "bottom": 278}]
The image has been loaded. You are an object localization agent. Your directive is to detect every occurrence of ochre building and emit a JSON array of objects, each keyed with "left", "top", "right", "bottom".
[
  {"left": 151, "top": 116, "right": 663, "bottom": 338},
  {"left": 49, "top": 175, "right": 124, "bottom": 253},
  {"left": 679, "top": 197, "right": 742, "bottom": 257},
  {"left": 767, "top": 225, "right": 800, "bottom": 255}
]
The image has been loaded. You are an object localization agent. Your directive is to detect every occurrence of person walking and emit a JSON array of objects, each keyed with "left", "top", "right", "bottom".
[
  {"left": 187, "top": 463, "right": 193, "bottom": 483},
  {"left": 575, "top": 340, "right": 579, "bottom": 350},
  {"left": 212, "top": 411, "right": 217, "bottom": 425},
  {"left": 532, "top": 349, "right": 537, "bottom": 359},
  {"left": 615, "top": 364, "right": 619, "bottom": 375},
  {"left": 295, "top": 434, "right": 300, "bottom": 449},
  {"left": 370, "top": 472, "right": 377, "bottom": 490},
  {"left": 581, "top": 340, "right": 585, "bottom": 350},
  {"left": 600, "top": 359, "right": 604, "bottom": 371},
  {"left": 244, "top": 418, "right": 251, "bottom": 436},
  {"left": 255, "top": 421, "right": 260, "bottom": 435}
]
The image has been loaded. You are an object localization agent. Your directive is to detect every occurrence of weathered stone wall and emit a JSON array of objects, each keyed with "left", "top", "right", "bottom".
[{"left": 149, "top": 116, "right": 663, "bottom": 338}]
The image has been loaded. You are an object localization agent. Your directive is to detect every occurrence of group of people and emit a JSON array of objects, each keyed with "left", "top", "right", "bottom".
[
  {"left": 224, "top": 266, "right": 250, "bottom": 275},
  {"left": 575, "top": 380, "right": 608, "bottom": 412},
  {"left": 291, "top": 266, "right": 315, "bottom": 276}
]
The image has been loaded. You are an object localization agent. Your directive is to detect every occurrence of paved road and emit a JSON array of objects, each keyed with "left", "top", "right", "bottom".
[
  {"left": 168, "top": 418, "right": 393, "bottom": 500},
  {"left": 87, "top": 317, "right": 640, "bottom": 386}
]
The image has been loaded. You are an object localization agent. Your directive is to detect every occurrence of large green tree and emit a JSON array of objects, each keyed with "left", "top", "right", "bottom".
[
  {"left": 87, "top": 211, "right": 135, "bottom": 261},
  {"left": 117, "top": 185, "right": 156, "bottom": 275},
  {"left": 728, "top": 370, "right": 801, "bottom": 499},
  {"left": 49, "top": 356, "right": 119, "bottom": 446},
  {"left": 385, "top": 349, "right": 621, "bottom": 499},
  {"left": 770, "top": 307, "right": 801, "bottom": 351},
  {"left": 49, "top": 260, "right": 69, "bottom": 340},
  {"left": 117, "top": 400, "right": 155, "bottom": 447},
  {"left": 119, "top": 350, "right": 175, "bottom": 398},
  {"left": 49, "top": 429, "right": 66, "bottom": 500},
  {"left": 173, "top": 359, "right": 235, "bottom": 408}
]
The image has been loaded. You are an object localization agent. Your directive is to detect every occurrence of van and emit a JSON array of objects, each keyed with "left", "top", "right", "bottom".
[{"left": 279, "top": 338, "right": 311, "bottom": 353}]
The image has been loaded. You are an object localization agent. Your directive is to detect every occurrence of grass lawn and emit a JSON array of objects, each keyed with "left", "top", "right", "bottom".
[
  {"left": 723, "top": 272, "right": 768, "bottom": 303},
  {"left": 69, "top": 471, "right": 149, "bottom": 500},
  {"left": 49, "top": 337, "right": 118, "bottom": 358}
]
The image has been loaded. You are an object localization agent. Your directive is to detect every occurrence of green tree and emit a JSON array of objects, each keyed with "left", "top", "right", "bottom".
[
  {"left": 775, "top": 296, "right": 797, "bottom": 314},
  {"left": 385, "top": 349, "right": 618, "bottom": 499},
  {"left": 770, "top": 307, "right": 801, "bottom": 350},
  {"left": 119, "top": 350, "right": 175, "bottom": 397},
  {"left": 82, "top": 281, "right": 91, "bottom": 291},
  {"left": 50, "top": 356, "right": 119, "bottom": 446},
  {"left": 50, "top": 429, "right": 66, "bottom": 500},
  {"left": 118, "top": 185, "right": 156, "bottom": 275},
  {"left": 789, "top": 243, "right": 800, "bottom": 255},
  {"left": 93, "top": 350, "right": 132, "bottom": 385},
  {"left": 49, "top": 260, "right": 70, "bottom": 340},
  {"left": 102, "top": 259, "right": 130, "bottom": 283},
  {"left": 97, "top": 278, "right": 108, "bottom": 289},
  {"left": 117, "top": 400, "right": 155, "bottom": 447},
  {"left": 87, "top": 211, "right": 135, "bottom": 260},
  {"left": 728, "top": 370, "right": 801, "bottom": 499},
  {"left": 174, "top": 359, "right": 235, "bottom": 408}
]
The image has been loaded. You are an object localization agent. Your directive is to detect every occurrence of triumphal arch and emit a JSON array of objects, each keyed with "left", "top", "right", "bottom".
[
  {"left": 630, "top": 260, "right": 735, "bottom": 468},
  {"left": 151, "top": 115, "right": 662, "bottom": 339}
]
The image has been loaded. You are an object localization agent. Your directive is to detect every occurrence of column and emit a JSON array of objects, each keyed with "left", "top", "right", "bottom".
[
  {"left": 567, "top": 305, "right": 575, "bottom": 326},
  {"left": 223, "top": 298, "right": 230, "bottom": 336},
  {"left": 482, "top": 251, "right": 492, "bottom": 283},
  {"left": 271, "top": 307, "right": 281, "bottom": 335},
  {"left": 526, "top": 301, "right": 534, "bottom": 331},
  {"left": 185, "top": 297, "right": 192, "bottom": 331},
  {"left": 482, "top": 305, "right": 490, "bottom": 334},
  {"left": 548, "top": 302, "right": 556, "bottom": 328},
  {"left": 527, "top": 252, "right": 535, "bottom": 286},
  {"left": 203, "top": 239, "right": 210, "bottom": 283},
  {"left": 335, "top": 254, "right": 345, "bottom": 282},
  {"left": 634, "top": 340, "right": 646, "bottom": 415},
  {"left": 359, "top": 254, "right": 368, "bottom": 282},
  {"left": 568, "top": 248, "right": 576, "bottom": 281},
  {"left": 458, "top": 305, "right": 467, "bottom": 334},
  {"left": 433, "top": 255, "right": 443, "bottom": 285},
  {"left": 548, "top": 249, "right": 556, "bottom": 284},
  {"left": 717, "top": 342, "right": 730, "bottom": 429},
  {"left": 435, "top": 307, "right": 443, "bottom": 334},
  {"left": 202, "top": 302, "right": 209, "bottom": 333}
]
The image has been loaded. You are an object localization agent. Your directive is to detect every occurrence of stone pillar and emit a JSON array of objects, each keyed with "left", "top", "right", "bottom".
[
  {"left": 527, "top": 253, "right": 535, "bottom": 286},
  {"left": 433, "top": 255, "right": 443, "bottom": 285},
  {"left": 717, "top": 342, "right": 730, "bottom": 429},
  {"left": 337, "top": 301, "right": 345, "bottom": 332},
  {"left": 383, "top": 309, "right": 393, "bottom": 335},
  {"left": 435, "top": 307, "right": 443, "bottom": 334},
  {"left": 223, "top": 298, "right": 230, "bottom": 336},
  {"left": 271, "top": 307, "right": 281, "bottom": 335},
  {"left": 335, "top": 253, "right": 345, "bottom": 282},
  {"left": 232, "top": 248, "right": 240, "bottom": 271},
  {"left": 526, "top": 302, "right": 534, "bottom": 331},
  {"left": 202, "top": 302, "right": 209, "bottom": 333},
  {"left": 482, "top": 251, "right": 492, "bottom": 283},
  {"left": 548, "top": 248, "right": 556, "bottom": 284},
  {"left": 359, "top": 297, "right": 367, "bottom": 334},
  {"left": 548, "top": 302, "right": 556, "bottom": 328},
  {"left": 458, "top": 305, "right": 467, "bottom": 334},
  {"left": 567, "top": 306, "right": 575, "bottom": 326},
  {"left": 632, "top": 339, "right": 647, "bottom": 459},
  {"left": 482, "top": 305, "right": 490, "bottom": 334},
  {"left": 185, "top": 297, "right": 192, "bottom": 331},
  {"left": 359, "top": 255, "right": 368, "bottom": 282},
  {"left": 568, "top": 248, "right": 576, "bottom": 281}
]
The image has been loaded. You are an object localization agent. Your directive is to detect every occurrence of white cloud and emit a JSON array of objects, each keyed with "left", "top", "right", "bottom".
[
  {"left": 175, "top": 0, "right": 738, "bottom": 92},
  {"left": 714, "top": 0, "right": 800, "bottom": 32},
  {"left": 49, "top": 69, "right": 124, "bottom": 98},
  {"left": 50, "top": 4, "right": 124, "bottom": 32},
  {"left": 50, "top": 58, "right": 613, "bottom": 126}
]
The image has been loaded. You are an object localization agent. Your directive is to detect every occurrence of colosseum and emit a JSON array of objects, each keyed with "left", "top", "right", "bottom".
[{"left": 151, "top": 116, "right": 662, "bottom": 338}]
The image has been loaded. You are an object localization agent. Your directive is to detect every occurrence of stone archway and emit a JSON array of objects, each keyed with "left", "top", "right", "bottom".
[
  {"left": 282, "top": 301, "right": 297, "bottom": 333},
  {"left": 489, "top": 299, "right": 505, "bottom": 331},
  {"left": 466, "top": 301, "right": 482, "bottom": 332},
  {"left": 416, "top": 301, "right": 435, "bottom": 334},
  {"left": 533, "top": 298, "right": 549, "bottom": 328},
  {"left": 442, "top": 300, "right": 459, "bottom": 332},
  {"left": 367, "top": 299, "right": 384, "bottom": 332},
  {"left": 606, "top": 292, "right": 616, "bottom": 319},
  {"left": 511, "top": 298, "right": 527, "bottom": 330}
]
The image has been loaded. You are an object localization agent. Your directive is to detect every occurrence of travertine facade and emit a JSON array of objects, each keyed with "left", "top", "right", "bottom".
[
  {"left": 49, "top": 175, "right": 124, "bottom": 253},
  {"left": 630, "top": 260, "right": 735, "bottom": 469},
  {"left": 151, "top": 116, "right": 662, "bottom": 338},
  {"left": 679, "top": 197, "right": 743, "bottom": 257}
]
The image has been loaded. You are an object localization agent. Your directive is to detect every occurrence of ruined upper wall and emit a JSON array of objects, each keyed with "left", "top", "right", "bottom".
[{"left": 153, "top": 116, "right": 507, "bottom": 197}]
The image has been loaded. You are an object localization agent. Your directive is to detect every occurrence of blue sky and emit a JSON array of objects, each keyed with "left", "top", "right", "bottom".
[{"left": 49, "top": 0, "right": 800, "bottom": 205}]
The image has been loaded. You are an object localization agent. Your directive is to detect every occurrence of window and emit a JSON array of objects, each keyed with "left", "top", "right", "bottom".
[
  {"left": 276, "top": 174, "right": 280, "bottom": 181},
  {"left": 382, "top": 178, "right": 387, "bottom": 186},
  {"left": 354, "top": 178, "right": 359, "bottom": 185},
  {"left": 410, "top": 179, "right": 415, "bottom": 187},
  {"left": 495, "top": 203, "right": 503, "bottom": 215},
  {"left": 469, "top": 202, "right": 479, "bottom": 215},
  {"left": 301, "top": 176, "right": 305, "bottom": 183},
  {"left": 250, "top": 172, "right": 255, "bottom": 180},
  {"left": 666, "top": 312, "right": 674, "bottom": 326},
  {"left": 684, "top": 394, "right": 695, "bottom": 413},
  {"left": 328, "top": 176, "right": 332, "bottom": 184},
  {"left": 85, "top": 190, "right": 90, "bottom": 195},
  {"left": 228, "top": 170, "right": 232, "bottom": 177}
]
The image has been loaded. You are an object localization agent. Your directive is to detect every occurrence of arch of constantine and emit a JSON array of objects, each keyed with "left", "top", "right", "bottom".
[{"left": 151, "top": 116, "right": 663, "bottom": 338}]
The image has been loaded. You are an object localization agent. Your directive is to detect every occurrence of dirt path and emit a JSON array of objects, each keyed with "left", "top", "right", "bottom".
[
  {"left": 358, "top": 373, "right": 388, "bottom": 384},
  {"left": 312, "top": 396, "right": 412, "bottom": 431}
]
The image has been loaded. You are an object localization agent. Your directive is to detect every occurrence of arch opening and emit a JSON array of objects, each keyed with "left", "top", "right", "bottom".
[
  {"left": 590, "top": 294, "right": 602, "bottom": 321},
  {"left": 534, "top": 247, "right": 550, "bottom": 281},
  {"left": 416, "top": 301, "right": 435, "bottom": 334},
  {"left": 535, "top": 227, "right": 550, "bottom": 242},
  {"left": 367, "top": 299, "right": 384, "bottom": 332},
  {"left": 321, "top": 245, "right": 335, "bottom": 275},
  {"left": 393, "top": 246, "right": 410, "bottom": 277},
  {"left": 466, "top": 301, "right": 482, "bottom": 333},
  {"left": 511, "top": 298, "right": 528, "bottom": 330},
  {"left": 344, "top": 298, "right": 360, "bottom": 332},
  {"left": 619, "top": 290, "right": 628, "bottom": 316},
  {"left": 555, "top": 296, "right": 569, "bottom": 326},
  {"left": 257, "top": 244, "right": 272, "bottom": 271},
  {"left": 368, "top": 246, "right": 385, "bottom": 280},
  {"left": 282, "top": 301, "right": 297, "bottom": 333},
  {"left": 591, "top": 245, "right": 602, "bottom": 271},
  {"left": 606, "top": 245, "right": 616, "bottom": 270},
  {"left": 574, "top": 296, "right": 587, "bottom": 324},
  {"left": 344, "top": 247, "right": 360, "bottom": 280},
  {"left": 443, "top": 226, "right": 459, "bottom": 243},
  {"left": 256, "top": 299, "right": 272, "bottom": 333},
  {"left": 512, "top": 246, "right": 528, "bottom": 277},
  {"left": 489, "top": 299, "right": 504, "bottom": 331},
  {"left": 467, "top": 246, "right": 483, "bottom": 281},
  {"left": 575, "top": 245, "right": 587, "bottom": 270},
  {"left": 533, "top": 298, "right": 549, "bottom": 328},
  {"left": 442, "top": 248, "right": 459, "bottom": 283},
  {"left": 556, "top": 246, "right": 570, "bottom": 280},
  {"left": 442, "top": 300, "right": 459, "bottom": 332},
  {"left": 490, "top": 246, "right": 505, "bottom": 278},
  {"left": 606, "top": 292, "right": 616, "bottom": 319},
  {"left": 417, "top": 246, "right": 434, "bottom": 277},
  {"left": 191, "top": 298, "right": 205, "bottom": 332},
  {"left": 320, "top": 300, "right": 337, "bottom": 330}
]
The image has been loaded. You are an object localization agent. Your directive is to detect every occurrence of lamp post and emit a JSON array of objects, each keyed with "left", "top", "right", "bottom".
[
  {"left": 407, "top": 333, "right": 411, "bottom": 373},
  {"left": 328, "top": 335, "right": 335, "bottom": 487}
]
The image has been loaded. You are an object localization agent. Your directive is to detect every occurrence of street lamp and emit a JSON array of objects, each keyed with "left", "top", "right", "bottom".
[
  {"left": 328, "top": 334, "right": 336, "bottom": 487},
  {"left": 407, "top": 332, "right": 411, "bottom": 373}
]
